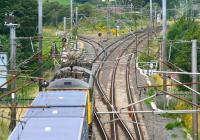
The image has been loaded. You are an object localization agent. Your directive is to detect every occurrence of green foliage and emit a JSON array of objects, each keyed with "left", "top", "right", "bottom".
[
  {"left": 119, "top": 0, "right": 145, "bottom": 7},
  {"left": 0, "top": 120, "right": 10, "bottom": 140},
  {"left": 115, "top": 0, "right": 181, "bottom": 9},
  {"left": 78, "top": 3, "right": 93, "bottom": 17},
  {"left": 46, "top": 0, "right": 70, "bottom": 5},
  {"left": 0, "top": 0, "right": 38, "bottom": 66},
  {"left": 165, "top": 120, "right": 182, "bottom": 130},
  {"left": 144, "top": 88, "right": 155, "bottom": 105},
  {"left": 167, "top": 17, "right": 200, "bottom": 91},
  {"left": 165, "top": 122, "right": 174, "bottom": 130},
  {"left": 43, "top": 2, "right": 70, "bottom": 26},
  {"left": 171, "top": 133, "right": 178, "bottom": 138},
  {"left": 147, "top": 88, "right": 154, "bottom": 96},
  {"left": 46, "top": 0, "right": 96, "bottom": 5},
  {"left": 174, "top": 121, "right": 182, "bottom": 127},
  {"left": 43, "top": 2, "right": 93, "bottom": 26},
  {"left": 0, "top": 0, "right": 37, "bottom": 36},
  {"left": 0, "top": 0, "right": 55, "bottom": 87},
  {"left": 74, "top": 0, "right": 96, "bottom": 4},
  {"left": 161, "top": 112, "right": 171, "bottom": 118},
  {"left": 1, "top": 35, "right": 9, "bottom": 53},
  {"left": 16, "top": 79, "right": 38, "bottom": 103},
  {"left": 0, "top": 0, "right": 13, "bottom": 34},
  {"left": 143, "top": 2, "right": 161, "bottom": 16}
]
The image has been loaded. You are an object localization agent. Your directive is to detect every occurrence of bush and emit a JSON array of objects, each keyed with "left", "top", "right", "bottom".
[
  {"left": 167, "top": 17, "right": 200, "bottom": 91},
  {"left": 165, "top": 122, "right": 174, "bottom": 130},
  {"left": 165, "top": 120, "right": 183, "bottom": 130},
  {"left": 78, "top": 3, "right": 93, "bottom": 17},
  {"left": 144, "top": 88, "right": 155, "bottom": 105},
  {"left": 43, "top": 2, "right": 70, "bottom": 26}
]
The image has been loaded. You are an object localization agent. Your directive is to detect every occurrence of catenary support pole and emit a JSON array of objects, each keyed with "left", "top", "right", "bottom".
[
  {"left": 70, "top": 0, "right": 73, "bottom": 31},
  {"left": 5, "top": 12, "right": 19, "bottom": 131},
  {"left": 150, "top": 0, "right": 153, "bottom": 24},
  {"left": 75, "top": 7, "right": 78, "bottom": 50},
  {"left": 38, "top": 0, "right": 43, "bottom": 91},
  {"left": 131, "top": 3, "right": 133, "bottom": 30},
  {"left": 192, "top": 40, "right": 198, "bottom": 140},
  {"left": 162, "top": 0, "right": 167, "bottom": 109},
  {"left": 154, "top": 7, "right": 157, "bottom": 27},
  {"left": 64, "top": 17, "right": 66, "bottom": 33},
  {"left": 106, "top": 0, "right": 110, "bottom": 38},
  {"left": 76, "top": 7, "right": 78, "bottom": 26},
  {"left": 9, "top": 24, "right": 17, "bottom": 131}
]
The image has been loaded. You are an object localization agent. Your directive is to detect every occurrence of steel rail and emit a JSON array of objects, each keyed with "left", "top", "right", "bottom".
[
  {"left": 91, "top": 32, "right": 137, "bottom": 140},
  {"left": 125, "top": 27, "right": 162, "bottom": 139},
  {"left": 126, "top": 46, "right": 144, "bottom": 140},
  {"left": 95, "top": 27, "right": 160, "bottom": 139},
  {"left": 96, "top": 33, "right": 147, "bottom": 140},
  {"left": 106, "top": 34, "right": 147, "bottom": 139},
  {"left": 94, "top": 107, "right": 109, "bottom": 140},
  {"left": 96, "top": 70, "right": 135, "bottom": 140},
  {"left": 95, "top": 35, "right": 138, "bottom": 140},
  {"left": 110, "top": 33, "right": 147, "bottom": 139},
  {"left": 110, "top": 57, "right": 118, "bottom": 140},
  {"left": 79, "top": 37, "right": 100, "bottom": 56},
  {"left": 109, "top": 35, "right": 146, "bottom": 140},
  {"left": 79, "top": 36, "right": 104, "bottom": 48},
  {"left": 112, "top": 33, "right": 148, "bottom": 139},
  {"left": 80, "top": 31, "right": 136, "bottom": 139},
  {"left": 92, "top": 30, "right": 147, "bottom": 63}
]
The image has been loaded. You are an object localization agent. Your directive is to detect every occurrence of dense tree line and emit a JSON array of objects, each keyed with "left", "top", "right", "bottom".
[
  {"left": 0, "top": 0, "right": 38, "bottom": 66},
  {"left": 44, "top": 1, "right": 93, "bottom": 25},
  {"left": 0, "top": 0, "right": 37, "bottom": 37},
  {"left": 75, "top": 0, "right": 95, "bottom": 4},
  {"left": 167, "top": 17, "right": 200, "bottom": 90},
  {"left": 43, "top": 2, "right": 69, "bottom": 26},
  {"left": 113, "top": 0, "right": 180, "bottom": 8}
]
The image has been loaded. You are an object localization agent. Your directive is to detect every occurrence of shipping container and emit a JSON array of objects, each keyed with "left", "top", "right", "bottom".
[{"left": 8, "top": 91, "right": 88, "bottom": 140}]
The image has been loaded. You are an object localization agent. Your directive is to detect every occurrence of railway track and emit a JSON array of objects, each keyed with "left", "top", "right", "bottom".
[
  {"left": 78, "top": 35, "right": 125, "bottom": 139},
  {"left": 94, "top": 107, "right": 109, "bottom": 140},
  {"left": 94, "top": 27, "right": 161, "bottom": 140},
  {"left": 94, "top": 31, "right": 147, "bottom": 140},
  {"left": 109, "top": 33, "right": 147, "bottom": 140},
  {"left": 125, "top": 42, "right": 143, "bottom": 140},
  {"left": 79, "top": 36, "right": 103, "bottom": 57},
  {"left": 107, "top": 33, "right": 145, "bottom": 140},
  {"left": 80, "top": 28, "right": 160, "bottom": 139},
  {"left": 95, "top": 34, "right": 137, "bottom": 140}
]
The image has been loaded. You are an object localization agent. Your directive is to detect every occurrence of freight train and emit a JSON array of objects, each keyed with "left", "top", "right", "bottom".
[{"left": 8, "top": 64, "right": 96, "bottom": 140}]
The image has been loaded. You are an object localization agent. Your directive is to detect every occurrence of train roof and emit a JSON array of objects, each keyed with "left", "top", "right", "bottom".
[
  {"left": 25, "top": 91, "right": 87, "bottom": 118},
  {"left": 8, "top": 118, "right": 84, "bottom": 140},
  {"left": 8, "top": 91, "right": 88, "bottom": 140},
  {"left": 47, "top": 78, "right": 90, "bottom": 90},
  {"left": 24, "top": 107, "right": 85, "bottom": 118},
  {"left": 33, "top": 91, "right": 87, "bottom": 106}
]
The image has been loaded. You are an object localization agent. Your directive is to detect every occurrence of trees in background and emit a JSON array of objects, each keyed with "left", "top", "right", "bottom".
[
  {"left": 167, "top": 17, "right": 200, "bottom": 90},
  {"left": 43, "top": 2, "right": 93, "bottom": 25},
  {"left": 0, "top": 0, "right": 37, "bottom": 36},
  {"left": 0, "top": 0, "right": 38, "bottom": 64},
  {"left": 43, "top": 2, "right": 70, "bottom": 26}
]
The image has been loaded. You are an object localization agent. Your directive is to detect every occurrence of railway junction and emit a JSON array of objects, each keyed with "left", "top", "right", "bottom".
[{"left": 1, "top": 0, "right": 200, "bottom": 140}]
